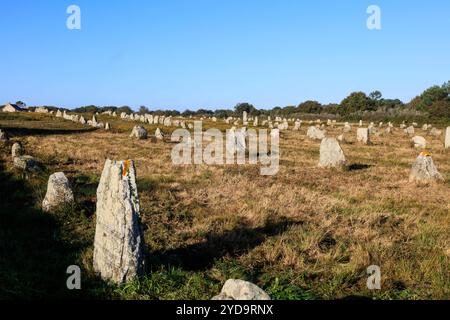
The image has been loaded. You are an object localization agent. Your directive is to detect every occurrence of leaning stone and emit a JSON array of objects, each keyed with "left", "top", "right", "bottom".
[
  {"left": 13, "top": 155, "right": 38, "bottom": 171},
  {"left": 42, "top": 172, "right": 75, "bottom": 212},
  {"left": 409, "top": 152, "right": 444, "bottom": 183},
  {"left": 212, "top": 279, "right": 271, "bottom": 300},
  {"left": 93, "top": 160, "right": 145, "bottom": 284},
  {"left": 130, "top": 125, "right": 148, "bottom": 139},
  {"left": 356, "top": 128, "right": 370, "bottom": 145},
  {"left": 411, "top": 136, "right": 427, "bottom": 149},
  {"left": 11, "top": 143, "right": 23, "bottom": 158},
  {"left": 318, "top": 138, "right": 346, "bottom": 168}
]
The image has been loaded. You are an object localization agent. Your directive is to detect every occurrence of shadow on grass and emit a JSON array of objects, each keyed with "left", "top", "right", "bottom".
[
  {"left": 0, "top": 126, "right": 96, "bottom": 137},
  {"left": 346, "top": 163, "right": 372, "bottom": 171},
  {"left": 149, "top": 217, "right": 301, "bottom": 272},
  {"left": 0, "top": 161, "right": 106, "bottom": 299}
]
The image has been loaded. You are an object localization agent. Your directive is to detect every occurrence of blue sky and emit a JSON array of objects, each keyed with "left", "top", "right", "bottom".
[{"left": 0, "top": 0, "right": 449, "bottom": 111}]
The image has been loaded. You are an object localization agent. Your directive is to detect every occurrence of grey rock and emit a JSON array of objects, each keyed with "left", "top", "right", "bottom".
[
  {"left": 212, "top": 279, "right": 271, "bottom": 300},
  {"left": 356, "top": 128, "right": 370, "bottom": 145},
  {"left": 13, "top": 155, "right": 38, "bottom": 171},
  {"left": 411, "top": 136, "right": 427, "bottom": 149},
  {"left": 409, "top": 152, "right": 444, "bottom": 183},
  {"left": 42, "top": 172, "right": 74, "bottom": 212},
  {"left": 318, "top": 138, "right": 346, "bottom": 168},
  {"left": 11, "top": 142, "right": 23, "bottom": 158},
  {"left": 130, "top": 126, "right": 148, "bottom": 139},
  {"left": 93, "top": 160, "right": 145, "bottom": 284}
]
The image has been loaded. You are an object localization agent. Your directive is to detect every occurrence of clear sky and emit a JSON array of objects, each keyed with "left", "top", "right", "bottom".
[{"left": 1, "top": 0, "right": 449, "bottom": 111}]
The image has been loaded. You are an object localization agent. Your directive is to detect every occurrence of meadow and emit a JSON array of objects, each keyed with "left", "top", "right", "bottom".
[{"left": 0, "top": 112, "right": 449, "bottom": 300}]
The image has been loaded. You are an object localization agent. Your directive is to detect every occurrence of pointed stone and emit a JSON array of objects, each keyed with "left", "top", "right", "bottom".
[
  {"left": 318, "top": 138, "right": 346, "bottom": 168},
  {"left": 409, "top": 152, "right": 444, "bottom": 183},
  {"left": 93, "top": 160, "right": 145, "bottom": 284}
]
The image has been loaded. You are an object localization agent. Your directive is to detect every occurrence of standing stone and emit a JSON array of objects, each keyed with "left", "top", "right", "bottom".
[
  {"left": 356, "top": 128, "right": 370, "bottom": 145},
  {"left": 343, "top": 123, "right": 352, "bottom": 133},
  {"left": 411, "top": 136, "right": 427, "bottom": 149},
  {"left": 243, "top": 111, "right": 248, "bottom": 124},
  {"left": 307, "top": 126, "right": 325, "bottom": 140},
  {"left": 429, "top": 128, "right": 442, "bottom": 137},
  {"left": 13, "top": 155, "right": 38, "bottom": 171},
  {"left": 409, "top": 152, "right": 444, "bottom": 183},
  {"left": 56, "top": 110, "right": 63, "bottom": 118},
  {"left": 445, "top": 127, "right": 450, "bottom": 149},
  {"left": 79, "top": 116, "right": 86, "bottom": 125},
  {"left": 11, "top": 142, "right": 23, "bottom": 158},
  {"left": 130, "top": 126, "right": 148, "bottom": 139},
  {"left": 212, "top": 279, "right": 271, "bottom": 300},
  {"left": 42, "top": 172, "right": 75, "bottom": 212},
  {"left": 105, "top": 123, "right": 110, "bottom": 131},
  {"left": 93, "top": 160, "right": 145, "bottom": 284},
  {"left": 359, "top": 120, "right": 363, "bottom": 127},
  {"left": 0, "top": 129, "right": 8, "bottom": 142},
  {"left": 405, "top": 126, "right": 415, "bottom": 136},
  {"left": 155, "top": 128, "right": 164, "bottom": 140},
  {"left": 318, "top": 138, "right": 346, "bottom": 168},
  {"left": 253, "top": 117, "right": 258, "bottom": 127}
]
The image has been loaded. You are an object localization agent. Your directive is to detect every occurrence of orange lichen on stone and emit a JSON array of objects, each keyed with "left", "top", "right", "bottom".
[
  {"left": 122, "top": 160, "right": 131, "bottom": 177},
  {"left": 420, "top": 151, "right": 431, "bottom": 157}
]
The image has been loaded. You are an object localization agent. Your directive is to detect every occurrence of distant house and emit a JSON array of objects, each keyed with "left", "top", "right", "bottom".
[{"left": 1, "top": 103, "right": 28, "bottom": 113}]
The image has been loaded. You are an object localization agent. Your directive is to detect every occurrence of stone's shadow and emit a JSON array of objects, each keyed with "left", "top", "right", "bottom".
[
  {"left": 0, "top": 126, "right": 96, "bottom": 137},
  {"left": 0, "top": 162, "right": 104, "bottom": 299},
  {"left": 347, "top": 163, "right": 372, "bottom": 171},
  {"left": 149, "top": 218, "right": 302, "bottom": 272}
]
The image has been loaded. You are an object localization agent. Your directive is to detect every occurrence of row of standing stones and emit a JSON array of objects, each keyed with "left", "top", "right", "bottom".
[
  {"left": 0, "top": 135, "right": 269, "bottom": 299},
  {"left": 2, "top": 119, "right": 449, "bottom": 299}
]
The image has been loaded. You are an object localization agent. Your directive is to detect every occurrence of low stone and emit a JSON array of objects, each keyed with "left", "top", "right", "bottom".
[
  {"left": 212, "top": 279, "right": 271, "bottom": 300},
  {"left": 405, "top": 126, "right": 415, "bottom": 136},
  {"left": 130, "top": 126, "right": 148, "bottom": 139},
  {"left": 318, "top": 138, "right": 346, "bottom": 168},
  {"left": 429, "top": 128, "right": 442, "bottom": 137},
  {"left": 411, "top": 136, "right": 426, "bottom": 148},
  {"left": 11, "top": 142, "right": 23, "bottom": 158},
  {"left": 42, "top": 172, "right": 75, "bottom": 212},
  {"left": 409, "top": 152, "right": 444, "bottom": 183},
  {"left": 13, "top": 155, "right": 38, "bottom": 171},
  {"left": 0, "top": 129, "right": 9, "bottom": 142},
  {"left": 307, "top": 126, "right": 325, "bottom": 140}
]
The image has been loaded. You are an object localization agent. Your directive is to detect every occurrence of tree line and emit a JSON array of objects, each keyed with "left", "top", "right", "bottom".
[{"left": 26, "top": 81, "right": 449, "bottom": 120}]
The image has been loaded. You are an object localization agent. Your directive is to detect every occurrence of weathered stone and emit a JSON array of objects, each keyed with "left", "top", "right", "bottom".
[
  {"left": 105, "top": 123, "right": 110, "bottom": 131},
  {"left": 155, "top": 128, "right": 164, "bottom": 140},
  {"left": 307, "top": 126, "right": 325, "bottom": 140},
  {"left": 0, "top": 129, "right": 8, "bottom": 142},
  {"left": 212, "top": 279, "right": 271, "bottom": 300},
  {"left": 13, "top": 155, "right": 38, "bottom": 171},
  {"left": 42, "top": 172, "right": 74, "bottom": 212},
  {"left": 429, "top": 128, "right": 442, "bottom": 137},
  {"left": 409, "top": 152, "right": 444, "bottom": 183},
  {"left": 79, "top": 116, "right": 86, "bottom": 125},
  {"left": 356, "top": 128, "right": 370, "bottom": 145},
  {"left": 93, "top": 159, "right": 145, "bottom": 284},
  {"left": 343, "top": 123, "right": 352, "bottom": 133},
  {"left": 405, "top": 126, "right": 415, "bottom": 136},
  {"left": 411, "top": 136, "right": 427, "bottom": 149},
  {"left": 11, "top": 142, "right": 23, "bottom": 158},
  {"left": 130, "top": 126, "right": 148, "bottom": 139},
  {"left": 318, "top": 138, "right": 346, "bottom": 168}
]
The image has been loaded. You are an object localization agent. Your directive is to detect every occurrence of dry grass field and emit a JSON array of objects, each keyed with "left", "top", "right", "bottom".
[{"left": 0, "top": 112, "right": 449, "bottom": 300}]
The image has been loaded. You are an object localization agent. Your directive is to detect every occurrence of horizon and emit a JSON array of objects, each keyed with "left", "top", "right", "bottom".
[{"left": 1, "top": 0, "right": 449, "bottom": 111}]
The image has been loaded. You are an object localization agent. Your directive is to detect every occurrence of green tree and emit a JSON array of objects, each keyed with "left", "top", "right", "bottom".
[
  {"left": 234, "top": 103, "right": 256, "bottom": 116},
  {"left": 297, "top": 100, "right": 322, "bottom": 114},
  {"left": 139, "top": 106, "right": 150, "bottom": 114},
  {"left": 339, "top": 92, "right": 374, "bottom": 115}
]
